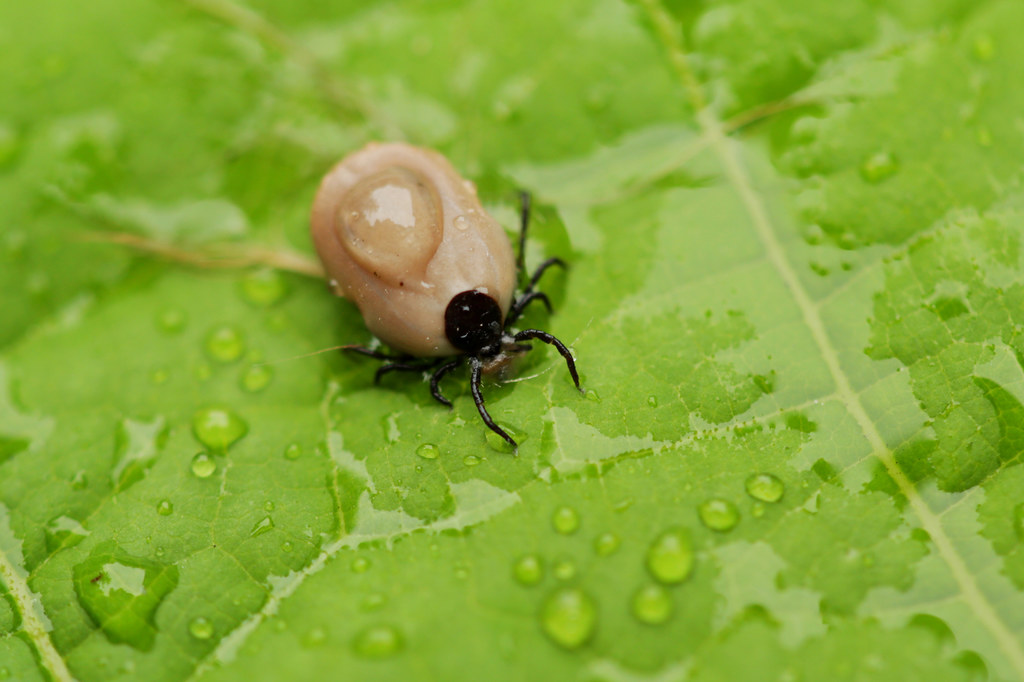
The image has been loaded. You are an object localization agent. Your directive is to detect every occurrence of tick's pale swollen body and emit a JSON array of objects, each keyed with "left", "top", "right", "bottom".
[{"left": 310, "top": 142, "right": 582, "bottom": 451}]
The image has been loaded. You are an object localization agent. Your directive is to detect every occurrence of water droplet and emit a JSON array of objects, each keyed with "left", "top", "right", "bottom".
[
  {"left": 156, "top": 500, "right": 173, "bottom": 516},
  {"left": 249, "top": 516, "right": 274, "bottom": 537},
  {"left": 281, "top": 541, "right": 293, "bottom": 553},
  {"left": 513, "top": 554, "right": 543, "bottom": 586},
  {"left": 263, "top": 500, "right": 275, "bottom": 512},
  {"left": 351, "top": 557, "right": 370, "bottom": 573},
  {"left": 192, "top": 407, "right": 247, "bottom": 453},
  {"left": 751, "top": 502, "right": 766, "bottom": 518},
  {"left": 698, "top": 498, "right": 740, "bottom": 532},
  {"left": 0, "top": 666, "right": 9, "bottom": 679},
  {"left": 594, "top": 532, "right": 620, "bottom": 556},
  {"left": 157, "top": 308, "right": 186, "bottom": 334},
  {"left": 416, "top": 443, "right": 440, "bottom": 460},
  {"left": 302, "top": 626, "right": 327, "bottom": 648},
  {"left": 189, "top": 616, "right": 213, "bottom": 640},
  {"left": 646, "top": 395, "right": 658, "bottom": 407},
  {"left": 361, "top": 592, "right": 387, "bottom": 611},
  {"left": 539, "top": 588, "right": 597, "bottom": 650},
  {"left": 72, "top": 543, "right": 180, "bottom": 651},
  {"left": 646, "top": 528, "right": 694, "bottom": 584},
  {"left": 463, "top": 454, "right": 482, "bottom": 467},
  {"left": 240, "top": 364, "right": 272, "bottom": 392},
  {"left": 973, "top": 34, "right": 995, "bottom": 61},
  {"left": 0, "top": 121, "right": 19, "bottom": 167},
  {"left": 204, "top": 325, "right": 245, "bottom": 363},
  {"left": 859, "top": 151, "right": 899, "bottom": 183},
  {"left": 454, "top": 565, "right": 469, "bottom": 580},
  {"left": 585, "top": 389, "right": 601, "bottom": 403},
  {"left": 240, "top": 268, "right": 287, "bottom": 306},
  {"left": 976, "top": 126, "right": 993, "bottom": 147},
  {"left": 190, "top": 452, "right": 217, "bottom": 478},
  {"left": 284, "top": 443, "right": 302, "bottom": 460},
  {"left": 628, "top": 584, "right": 671, "bottom": 627},
  {"left": 552, "top": 507, "right": 579, "bottom": 535},
  {"left": 485, "top": 423, "right": 524, "bottom": 453},
  {"left": 553, "top": 560, "right": 576, "bottom": 581},
  {"left": 745, "top": 473, "right": 785, "bottom": 503},
  {"left": 44, "top": 515, "right": 89, "bottom": 553},
  {"left": 454, "top": 215, "right": 469, "bottom": 230},
  {"left": 352, "top": 625, "right": 403, "bottom": 659}
]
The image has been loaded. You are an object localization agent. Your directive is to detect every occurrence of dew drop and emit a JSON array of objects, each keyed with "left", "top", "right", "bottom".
[
  {"left": 157, "top": 308, "right": 187, "bottom": 334},
  {"left": 553, "top": 560, "right": 576, "bottom": 581},
  {"left": 190, "top": 453, "right": 217, "bottom": 478},
  {"left": 250, "top": 516, "right": 274, "bottom": 537},
  {"left": 646, "top": 528, "right": 694, "bottom": 584},
  {"left": 453, "top": 215, "right": 469, "bottom": 230},
  {"left": 585, "top": 389, "right": 601, "bottom": 403},
  {"left": 646, "top": 395, "right": 658, "bottom": 407},
  {"left": 281, "top": 541, "right": 293, "bottom": 553},
  {"left": 156, "top": 500, "right": 173, "bottom": 516},
  {"left": 552, "top": 506, "right": 580, "bottom": 535},
  {"left": 0, "top": 667, "right": 8, "bottom": 679},
  {"left": 240, "top": 268, "right": 287, "bottom": 306},
  {"left": 594, "top": 532, "right": 620, "bottom": 556},
  {"left": 192, "top": 407, "right": 247, "bottom": 453},
  {"left": 189, "top": 616, "right": 213, "bottom": 640},
  {"left": 751, "top": 502, "right": 766, "bottom": 518},
  {"left": 264, "top": 500, "right": 275, "bottom": 512},
  {"left": 745, "top": 473, "right": 785, "bottom": 503},
  {"left": 240, "top": 364, "right": 272, "bottom": 392},
  {"left": 352, "top": 625, "right": 403, "bottom": 659},
  {"left": 698, "top": 498, "right": 740, "bottom": 532},
  {"left": 859, "top": 151, "right": 899, "bottom": 183},
  {"left": 302, "top": 626, "right": 327, "bottom": 648},
  {"left": 416, "top": 443, "right": 440, "bottom": 460},
  {"left": 631, "top": 584, "right": 673, "bottom": 625},
  {"left": 284, "top": 443, "right": 302, "bottom": 460},
  {"left": 539, "top": 587, "right": 597, "bottom": 650},
  {"left": 513, "top": 554, "right": 543, "bottom": 586},
  {"left": 463, "top": 454, "right": 482, "bottom": 467},
  {"left": 204, "top": 325, "right": 245, "bottom": 363},
  {"left": 351, "top": 557, "right": 370, "bottom": 573}
]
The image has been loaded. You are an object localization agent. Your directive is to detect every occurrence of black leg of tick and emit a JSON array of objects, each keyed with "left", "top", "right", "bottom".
[
  {"left": 374, "top": 360, "right": 440, "bottom": 384},
  {"left": 525, "top": 256, "right": 566, "bottom": 292},
  {"left": 505, "top": 291, "right": 552, "bottom": 326},
  {"left": 342, "top": 345, "right": 410, "bottom": 362},
  {"left": 429, "top": 358, "right": 462, "bottom": 408},
  {"left": 469, "top": 357, "right": 518, "bottom": 452},
  {"left": 514, "top": 329, "right": 582, "bottom": 392}
]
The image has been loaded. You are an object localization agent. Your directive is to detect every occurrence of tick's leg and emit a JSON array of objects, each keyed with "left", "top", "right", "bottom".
[
  {"left": 514, "top": 329, "right": 582, "bottom": 392},
  {"left": 374, "top": 360, "right": 440, "bottom": 385},
  {"left": 525, "top": 256, "right": 566, "bottom": 292},
  {"left": 429, "top": 358, "right": 463, "bottom": 408},
  {"left": 342, "top": 345, "right": 409, "bottom": 362},
  {"left": 505, "top": 291, "right": 552, "bottom": 326},
  {"left": 470, "top": 358, "right": 518, "bottom": 453}
]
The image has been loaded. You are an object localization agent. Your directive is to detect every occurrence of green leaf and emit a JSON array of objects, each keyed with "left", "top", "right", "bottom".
[{"left": 3, "top": 0, "right": 1024, "bottom": 680}]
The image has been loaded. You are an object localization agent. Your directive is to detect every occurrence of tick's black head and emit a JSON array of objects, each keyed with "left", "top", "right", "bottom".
[{"left": 445, "top": 290, "right": 503, "bottom": 354}]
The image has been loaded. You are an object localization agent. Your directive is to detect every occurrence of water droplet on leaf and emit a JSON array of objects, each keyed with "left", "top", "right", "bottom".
[
  {"left": 352, "top": 625, "right": 403, "bottom": 658},
  {"left": 192, "top": 407, "right": 247, "bottom": 453},
  {"left": 190, "top": 452, "right": 217, "bottom": 478},
  {"left": 552, "top": 507, "right": 579, "bottom": 535},
  {"left": 156, "top": 500, "right": 173, "bottom": 516},
  {"left": 351, "top": 557, "right": 370, "bottom": 573},
  {"left": 240, "top": 364, "right": 272, "bottom": 392},
  {"left": 631, "top": 584, "right": 673, "bottom": 625},
  {"left": 250, "top": 516, "right": 274, "bottom": 537},
  {"left": 189, "top": 617, "right": 213, "bottom": 640},
  {"left": 745, "top": 473, "right": 784, "bottom": 503},
  {"left": 698, "top": 498, "right": 740, "bottom": 532},
  {"left": 513, "top": 554, "right": 543, "bottom": 586},
  {"left": 416, "top": 443, "right": 440, "bottom": 460},
  {"left": 646, "top": 528, "right": 694, "bottom": 584},
  {"left": 540, "top": 588, "right": 597, "bottom": 650},
  {"left": 594, "top": 532, "right": 620, "bottom": 556},
  {"left": 859, "top": 151, "right": 899, "bottom": 183},
  {"left": 240, "top": 268, "right": 287, "bottom": 306},
  {"left": 157, "top": 308, "right": 186, "bottom": 334},
  {"left": 284, "top": 443, "right": 302, "bottom": 460},
  {"left": 204, "top": 325, "right": 245, "bottom": 363}
]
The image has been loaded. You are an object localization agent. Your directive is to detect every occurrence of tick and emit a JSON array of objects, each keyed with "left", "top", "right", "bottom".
[{"left": 310, "top": 142, "right": 582, "bottom": 451}]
